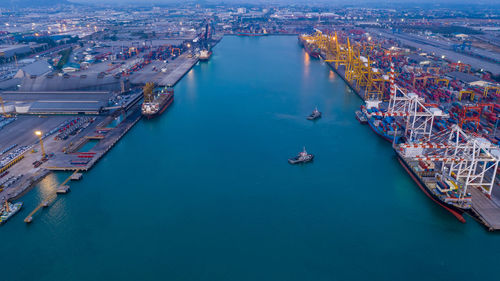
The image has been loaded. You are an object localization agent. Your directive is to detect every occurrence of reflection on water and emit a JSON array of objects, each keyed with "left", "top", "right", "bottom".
[
  {"left": 187, "top": 68, "right": 194, "bottom": 80},
  {"left": 303, "top": 52, "right": 310, "bottom": 77},
  {"left": 185, "top": 69, "right": 197, "bottom": 101},
  {"left": 37, "top": 173, "right": 59, "bottom": 199},
  {"left": 329, "top": 70, "right": 335, "bottom": 81}
]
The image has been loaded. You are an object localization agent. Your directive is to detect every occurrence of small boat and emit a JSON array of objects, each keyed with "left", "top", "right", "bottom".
[
  {"left": 355, "top": 110, "right": 367, "bottom": 124},
  {"left": 288, "top": 147, "right": 314, "bottom": 164},
  {"left": 307, "top": 107, "right": 322, "bottom": 120},
  {"left": 0, "top": 201, "right": 23, "bottom": 225}
]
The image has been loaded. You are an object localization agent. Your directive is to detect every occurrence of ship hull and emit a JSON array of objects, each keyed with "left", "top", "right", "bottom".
[
  {"left": 298, "top": 37, "right": 320, "bottom": 59},
  {"left": 368, "top": 118, "right": 396, "bottom": 143},
  {"left": 355, "top": 111, "right": 367, "bottom": 124},
  {"left": 0, "top": 202, "right": 22, "bottom": 225},
  {"left": 143, "top": 95, "right": 174, "bottom": 119},
  {"left": 199, "top": 54, "right": 212, "bottom": 61},
  {"left": 395, "top": 151, "right": 467, "bottom": 222}
]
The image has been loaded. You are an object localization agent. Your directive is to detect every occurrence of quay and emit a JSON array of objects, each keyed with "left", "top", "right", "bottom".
[
  {"left": 0, "top": 39, "right": 206, "bottom": 216},
  {"left": 46, "top": 106, "right": 142, "bottom": 171},
  {"left": 322, "top": 59, "right": 367, "bottom": 101},
  {"left": 469, "top": 188, "right": 500, "bottom": 231},
  {"left": 304, "top": 32, "right": 500, "bottom": 231},
  {"left": 130, "top": 53, "right": 199, "bottom": 86}
]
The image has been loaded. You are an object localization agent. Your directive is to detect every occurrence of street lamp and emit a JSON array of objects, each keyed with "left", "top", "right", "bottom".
[{"left": 35, "top": 130, "right": 46, "bottom": 158}]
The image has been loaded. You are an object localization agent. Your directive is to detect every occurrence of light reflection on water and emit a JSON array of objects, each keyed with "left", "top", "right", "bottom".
[
  {"left": 38, "top": 172, "right": 59, "bottom": 199},
  {"left": 303, "top": 52, "right": 310, "bottom": 77},
  {"left": 329, "top": 70, "right": 335, "bottom": 81}
]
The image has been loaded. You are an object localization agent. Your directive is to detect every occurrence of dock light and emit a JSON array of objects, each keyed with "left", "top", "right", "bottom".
[
  {"left": 34, "top": 131, "right": 46, "bottom": 158},
  {"left": 441, "top": 55, "right": 445, "bottom": 59}
]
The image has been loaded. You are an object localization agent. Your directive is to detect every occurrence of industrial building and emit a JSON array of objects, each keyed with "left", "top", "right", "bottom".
[
  {"left": 0, "top": 91, "right": 114, "bottom": 114},
  {"left": 0, "top": 45, "right": 32, "bottom": 59},
  {"left": 13, "top": 60, "right": 53, "bottom": 79}
]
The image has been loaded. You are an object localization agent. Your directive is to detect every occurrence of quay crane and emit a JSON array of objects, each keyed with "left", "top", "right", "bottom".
[
  {"left": 304, "top": 30, "right": 385, "bottom": 100},
  {"left": 397, "top": 126, "right": 500, "bottom": 197}
]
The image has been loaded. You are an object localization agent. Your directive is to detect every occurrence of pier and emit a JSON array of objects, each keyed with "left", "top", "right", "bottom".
[
  {"left": 24, "top": 170, "right": 79, "bottom": 223},
  {"left": 70, "top": 173, "right": 83, "bottom": 181},
  {"left": 130, "top": 53, "right": 199, "bottom": 86},
  {"left": 469, "top": 188, "right": 500, "bottom": 231},
  {"left": 56, "top": 185, "right": 70, "bottom": 194},
  {"left": 24, "top": 196, "right": 54, "bottom": 223}
]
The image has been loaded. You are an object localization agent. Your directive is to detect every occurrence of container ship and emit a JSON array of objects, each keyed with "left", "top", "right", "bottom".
[
  {"left": 199, "top": 49, "right": 212, "bottom": 61},
  {"left": 0, "top": 201, "right": 23, "bottom": 225},
  {"left": 395, "top": 145, "right": 471, "bottom": 222},
  {"left": 298, "top": 35, "right": 320, "bottom": 59},
  {"left": 355, "top": 110, "right": 367, "bottom": 124},
  {"left": 362, "top": 105, "right": 402, "bottom": 143},
  {"left": 141, "top": 83, "right": 174, "bottom": 119}
]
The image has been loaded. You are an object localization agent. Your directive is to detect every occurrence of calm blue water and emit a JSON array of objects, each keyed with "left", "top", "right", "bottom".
[{"left": 1, "top": 36, "right": 499, "bottom": 281}]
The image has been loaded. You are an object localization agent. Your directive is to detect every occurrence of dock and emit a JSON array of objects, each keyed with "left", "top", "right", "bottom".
[
  {"left": 24, "top": 197, "right": 54, "bottom": 223},
  {"left": 45, "top": 106, "right": 142, "bottom": 171},
  {"left": 70, "top": 173, "right": 83, "bottom": 181},
  {"left": 24, "top": 170, "right": 79, "bottom": 223},
  {"left": 156, "top": 57, "right": 198, "bottom": 86},
  {"left": 56, "top": 185, "right": 70, "bottom": 194},
  {"left": 129, "top": 54, "right": 199, "bottom": 86},
  {"left": 322, "top": 59, "right": 367, "bottom": 101},
  {"left": 469, "top": 187, "right": 500, "bottom": 231}
]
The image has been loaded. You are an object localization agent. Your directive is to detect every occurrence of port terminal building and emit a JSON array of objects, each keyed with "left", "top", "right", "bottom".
[{"left": 0, "top": 91, "right": 114, "bottom": 115}]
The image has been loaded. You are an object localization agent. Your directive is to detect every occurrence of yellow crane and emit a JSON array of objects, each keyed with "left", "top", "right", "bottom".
[
  {"left": 303, "top": 30, "right": 384, "bottom": 100},
  {"left": 0, "top": 97, "right": 11, "bottom": 117},
  {"left": 143, "top": 82, "right": 155, "bottom": 103},
  {"left": 436, "top": 78, "right": 449, "bottom": 87},
  {"left": 458, "top": 90, "right": 475, "bottom": 101},
  {"left": 484, "top": 86, "right": 500, "bottom": 98}
]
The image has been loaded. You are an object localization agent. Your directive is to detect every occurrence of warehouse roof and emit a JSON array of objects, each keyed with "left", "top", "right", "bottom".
[
  {"left": 446, "top": 71, "right": 482, "bottom": 84},
  {"left": 14, "top": 60, "right": 52, "bottom": 78}
]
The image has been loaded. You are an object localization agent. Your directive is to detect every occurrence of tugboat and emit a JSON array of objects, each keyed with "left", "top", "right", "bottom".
[
  {"left": 288, "top": 147, "right": 314, "bottom": 164},
  {"left": 307, "top": 107, "right": 322, "bottom": 120},
  {"left": 0, "top": 200, "right": 23, "bottom": 225}
]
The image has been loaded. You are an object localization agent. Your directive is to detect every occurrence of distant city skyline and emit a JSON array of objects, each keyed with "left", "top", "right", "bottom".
[{"left": 1, "top": 0, "right": 498, "bottom": 7}]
